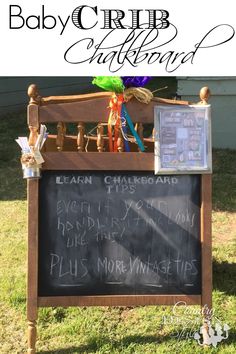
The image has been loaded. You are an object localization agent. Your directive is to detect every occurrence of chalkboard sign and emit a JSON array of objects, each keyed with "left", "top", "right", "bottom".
[
  {"left": 26, "top": 88, "right": 212, "bottom": 354},
  {"left": 38, "top": 171, "right": 201, "bottom": 296}
]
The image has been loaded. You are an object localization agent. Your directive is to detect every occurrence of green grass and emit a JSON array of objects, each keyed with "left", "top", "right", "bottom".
[{"left": 0, "top": 111, "right": 235, "bottom": 353}]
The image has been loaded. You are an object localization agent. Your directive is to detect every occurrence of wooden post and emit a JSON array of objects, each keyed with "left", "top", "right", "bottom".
[
  {"left": 201, "top": 174, "right": 212, "bottom": 345},
  {"left": 56, "top": 122, "right": 66, "bottom": 151},
  {"left": 27, "top": 84, "right": 40, "bottom": 147},
  {"left": 77, "top": 122, "right": 85, "bottom": 152},
  {"left": 27, "top": 320, "right": 37, "bottom": 354},
  {"left": 200, "top": 87, "right": 212, "bottom": 345},
  {"left": 27, "top": 86, "right": 40, "bottom": 353},
  {"left": 97, "top": 123, "right": 104, "bottom": 152},
  {"left": 117, "top": 128, "right": 124, "bottom": 152},
  {"left": 28, "top": 126, "right": 38, "bottom": 148},
  {"left": 27, "top": 179, "right": 39, "bottom": 354}
]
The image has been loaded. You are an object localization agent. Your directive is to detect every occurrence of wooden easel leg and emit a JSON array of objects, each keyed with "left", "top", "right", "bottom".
[
  {"left": 27, "top": 178, "right": 39, "bottom": 353},
  {"left": 27, "top": 320, "right": 37, "bottom": 354},
  {"left": 200, "top": 174, "right": 212, "bottom": 347},
  {"left": 201, "top": 302, "right": 212, "bottom": 347},
  {"left": 202, "top": 318, "right": 210, "bottom": 347}
]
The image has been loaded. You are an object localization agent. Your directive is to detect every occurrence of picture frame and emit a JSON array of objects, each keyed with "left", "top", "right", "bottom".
[{"left": 154, "top": 104, "right": 212, "bottom": 174}]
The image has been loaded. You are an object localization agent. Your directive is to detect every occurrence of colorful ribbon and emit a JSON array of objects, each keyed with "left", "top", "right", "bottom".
[
  {"left": 93, "top": 76, "right": 153, "bottom": 153},
  {"left": 108, "top": 94, "right": 123, "bottom": 152},
  {"left": 108, "top": 95, "right": 145, "bottom": 152},
  {"left": 122, "top": 104, "right": 145, "bottom": 152},
  {"left": 121, "top": 107, "right": 130, "bottom": 152}
]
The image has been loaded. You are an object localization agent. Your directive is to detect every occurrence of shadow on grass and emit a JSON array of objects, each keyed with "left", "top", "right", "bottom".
[
  {"left": 212, "top": 148, "right": 236, "bottom": 212},
  {"left": 38, "top": 329, "right": 236, "bottom": 353},
  {"left": 213, "top": 260, "right": 236, "bottom": 296},
  {"left": 38, "top": 334, "right": 171, "bottom": 354},
  {"left": 0, "top": 167, "right": 27, "bottom": 201},
  {"left": 0, "top": 111, "right": 28, "bottom": 201}
]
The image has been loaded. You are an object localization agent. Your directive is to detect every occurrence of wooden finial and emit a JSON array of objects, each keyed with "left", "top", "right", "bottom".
[
  {"left": 199, "top": 87, "right": 210, "bottom": 105},
  {"left": 27, "top": 320, "right": 37, "bottom": 354},
  {"left": 28, "top": 84, "right": 41, "bottom": 105},
  {"left": 77, "top": 122, "right": 85, "bottom": 152},
  {"left": 56, "top": 122, "right": 66, "bottom": 151},
  {"left": 97, "top": 123, "right": 104, "bottom": 152}
]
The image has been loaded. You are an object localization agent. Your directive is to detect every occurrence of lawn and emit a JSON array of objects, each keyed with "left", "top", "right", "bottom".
[{"left": 0, "top": 111, "right": 235, "bottom": 353}]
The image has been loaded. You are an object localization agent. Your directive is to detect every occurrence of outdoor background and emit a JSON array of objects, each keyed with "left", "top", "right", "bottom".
[{"left": 0, "top": 77, "right": 235, "bottom": 353}]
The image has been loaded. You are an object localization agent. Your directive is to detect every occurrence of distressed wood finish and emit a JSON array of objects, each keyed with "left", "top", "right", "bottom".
[
  {"left": 39, "top": 97, "right": 111, "bottom": 123},
  {"left": 56, "top": 122, "right": 66, "bottom": 151},
  {"left": 28, "top": 84, "right": 41, "bottom": 106},
  {"left": 27, "top": 85, "right": 39, "bottom": 148},
  {"left": 41, "top": 91, "right": 113, "bottom": 105},
  {"left": 27, "top": 320, "right": 37, "bottom": 354},
  {"left": 201, "top": 174, "right": 212, "bottom": 312},
  {"left": 27, "top": 105, "right": 39, "bottom": 129},
  {"left": 27, "top": 179, "right": 39, "bottom": 354},
  {"left": 31, "top": 84, "right": 190, "bottom": 125},
  {"left": 77, "top": 122, "right": 85, "bottom": 152},
  {"left": 26, "top": 84, "right": 212, "bottom": 353},
  {"left": 40, "top": 91, "right": 189, "bottom": 106},
  {"left": 198, "top": 87, "right": 212, "bottom": 341},
  {"left": 28, "top": 126, "right": 38, "bottom": 148},
  {"left": 200, "top": 88, "right": 212, "bottom": 332},
  {"left": 38, "top": 97, "right": 190, "bottom": 124},
  {"left": 42, "top": 152, "right": 154, "bottom": 171},
  {"left": 38, "top": 295, "right": 201, "bottom": 307}
]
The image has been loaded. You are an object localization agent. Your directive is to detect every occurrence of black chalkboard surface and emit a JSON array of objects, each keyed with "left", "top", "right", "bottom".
[{"left": 38, "top": 171, "right": 201, "bottom": 296}]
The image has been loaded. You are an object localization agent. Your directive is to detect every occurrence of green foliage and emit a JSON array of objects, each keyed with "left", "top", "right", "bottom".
[{"left": 92, "top": 76, "right": 124, "bottom": 93}]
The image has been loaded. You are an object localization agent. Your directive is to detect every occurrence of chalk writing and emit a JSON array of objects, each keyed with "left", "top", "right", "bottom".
[
  {"left": 38, "top": 172, "right": 201, "bottom": 296},
  {"left": 50, "top": 253, "right": 88, "bottom": 279},
  {"left": 56, "top": 175, "right": 92, "bottom": 184}
]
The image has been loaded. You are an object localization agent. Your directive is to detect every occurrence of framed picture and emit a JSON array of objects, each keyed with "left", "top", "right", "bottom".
[{"left": 154, "top": 105, "right": 212, "bottom": 174}]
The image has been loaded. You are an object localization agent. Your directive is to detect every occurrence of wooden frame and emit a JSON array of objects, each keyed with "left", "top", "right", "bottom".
[{"left": 26, "top": 85, "right": 212, "bottom": 353}]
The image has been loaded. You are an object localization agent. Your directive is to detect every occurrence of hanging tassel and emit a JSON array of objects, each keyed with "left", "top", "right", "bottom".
[
  {"left": 121, "top": 105, "right": 130, "bottom": 152},
  {"left": 122, "top": 104, "right": 145, "bottom": 152},
  {"left": 107, "top": 91, "right": 147, "bottom": 152}
]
